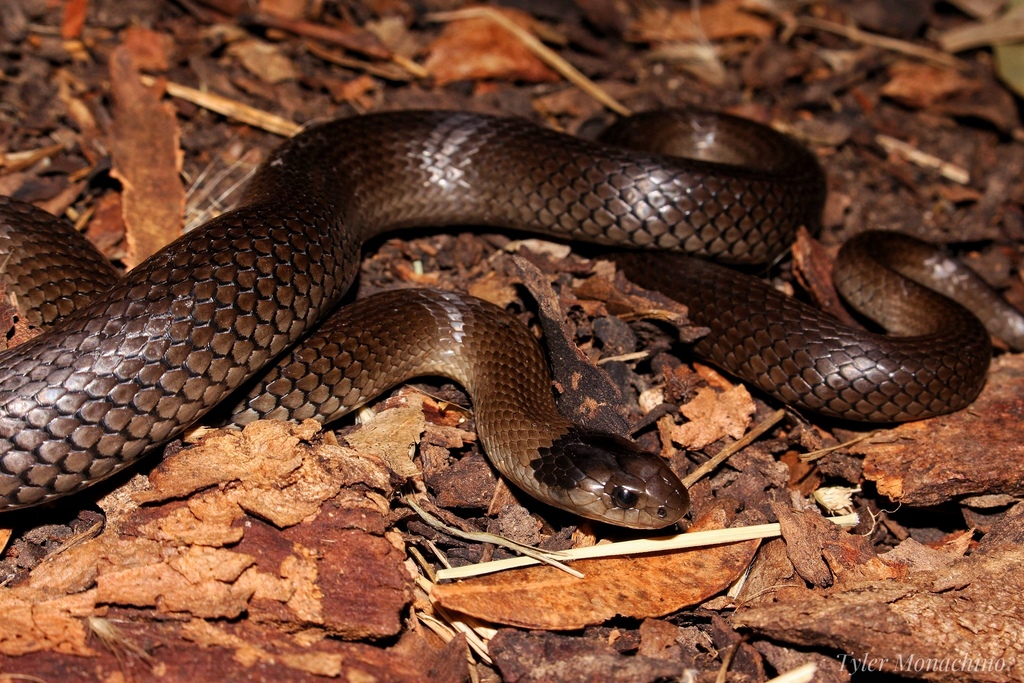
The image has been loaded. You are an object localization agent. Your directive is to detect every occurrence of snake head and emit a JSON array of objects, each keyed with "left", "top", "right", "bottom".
[{"left": 532, "top": 428, "right": 689, "bottom": 529}]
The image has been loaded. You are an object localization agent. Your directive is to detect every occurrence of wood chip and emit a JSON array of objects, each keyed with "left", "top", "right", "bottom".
[{"left": 108, "top": 46, "right": 185, "bottom": 267}]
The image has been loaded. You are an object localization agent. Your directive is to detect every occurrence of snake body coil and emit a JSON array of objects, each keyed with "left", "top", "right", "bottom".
[{"left": 0, "top": 110, "right": 1019, "bottom": 523}]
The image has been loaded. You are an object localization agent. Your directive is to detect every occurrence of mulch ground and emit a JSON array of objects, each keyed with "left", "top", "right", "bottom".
[{"left": 1, "top": 1, "right": 1023, "bottom": 681}]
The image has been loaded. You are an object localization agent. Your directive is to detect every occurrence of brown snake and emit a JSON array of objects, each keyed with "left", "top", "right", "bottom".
[{"left": 0, "top": 109, "right": 1022, "bottom": 527}]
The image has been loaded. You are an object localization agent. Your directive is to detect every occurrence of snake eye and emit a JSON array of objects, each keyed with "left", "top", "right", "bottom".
[
  {"left": 611, "top": 486, "right": 639, "bottom": 509},
  {"left": 656, "top": 507, "right": 668, "bottom": 518}
]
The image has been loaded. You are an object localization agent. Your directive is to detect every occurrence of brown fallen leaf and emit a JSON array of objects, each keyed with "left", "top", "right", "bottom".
[
  {"left": 323, "top": 72, "right": 380, "bottom": 108},
  {"left": 60, "top": 0, "right": 87, "bottom": 40},
  {"left": 880, "top": 60, "right": 1018, "bottom": 132},
  {"left": 574, "top": 268, "right": 692, "bottom": 328},
  {"left": 108, "top": 45, "right": 185, "bottom": 267},
  {"left": 343, "top": 390, "right": 426, "bottom": 480},
  {"left": 466, "top": 270, "right": 519, "bottom": 308},
  {"left": 431, "top": 508, "right": 759, "bottom": 630},
  {"left": 227, "top": 38, "right": 300, "bottom": 84},
  {"left": 665, "top": 384, "right": 756, "bottom": 451},
  {"left": 627, "top": 0, "right": 774, "bottom": 43},
  {"left": 424, "top": 7, "right": 560, "bottom": 86},
  {"left": 881, "top": 61, "right": 979, "bottom": 109},
  {"left": 258, "top": 0, "right": 310, "bottom": 22}
]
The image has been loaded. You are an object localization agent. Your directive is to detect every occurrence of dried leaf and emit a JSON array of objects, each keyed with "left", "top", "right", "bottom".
[
  {"left": 227, "top": 39, "right": 300, "bottom": 84},
  {"left": 424, "top": 7, "right": 560, "bottom": 86},
  {"left": 343, "top": 391, "right": 425, "bottom": 479},
  {"left": 431, "top": 508, "right": 759, "bottom": 630},
  {"left": 627, "top": 0, "right": 774, "bottom": 43},
  {"left": 60, "top": 0, "right": 87, "bottom": 40},
  {"left": 466, "top": 271, "right": 518, "bottom": 308},
  {"left": 881, "top": 61, "right": 978, "bottom": 109},
  {"left": 667, "top": 385, "right": 756, "bottom": 450}
]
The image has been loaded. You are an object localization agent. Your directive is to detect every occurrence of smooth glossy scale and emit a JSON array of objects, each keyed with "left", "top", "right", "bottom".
[{"left": 0, "top": 110, "right": 1016, "bottom": 522}]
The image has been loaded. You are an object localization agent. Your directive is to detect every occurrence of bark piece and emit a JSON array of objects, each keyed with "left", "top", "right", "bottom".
[
  {"left": 136, "top": 419, "right": 393, "bottom": 528},
  {"left": 108, "top": 45, "right": 185, "bottom": 267},
  {"left": 857, "top": 355, "right": 1024, "bottom": 506},
  {"left": 490, "top": 629, "right": 683, "bottom": 683},
  {"left": 733, "top": 546, "right": 1024, "bottom": 682}
]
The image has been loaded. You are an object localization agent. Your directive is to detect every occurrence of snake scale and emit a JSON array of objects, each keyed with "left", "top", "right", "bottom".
[{"left": 1, "top": 109, "right": 1022, "bottom": 528}]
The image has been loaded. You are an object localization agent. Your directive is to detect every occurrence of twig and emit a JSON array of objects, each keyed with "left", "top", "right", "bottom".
[
  {"left": 404, "top": 496, "right": 584, "bottom": 578},
  {"left": 596, "top": 350, "right": 649, "bottom": 365},
  {"left": 715, "top": 638, "right": 743, "bottom": 683},
  {"left": 141, "top": 75, "right": 300, "bottom": 137},
  {"left": 0, "top": 143, "right": 66, "bottom": 172},
  {"left": 417, "top": 611, "right": 494, "bottom": 665},
  {"left": 797, "top": 16, "right": 970, "bottom": 71},
  {"left": 876, "top": 134, "right": 971, "bottom": 184},
  {"left": 937, "top": 5, "right": 1024, "bottom": 52},
  {"left": 435, "top": 513, "right": 860, "bottom": 580},
  {"left": 800, "top": 431, "right": 876, "bottom": 462},
  {"left": 242, "top": 11, "right": 391, "bottom": 60},
  {"left": 765, "top": 663, "right": 818, "bottom": 683},
  {"left": 304, "top": 41, "right": 419, "bottom": 81}
]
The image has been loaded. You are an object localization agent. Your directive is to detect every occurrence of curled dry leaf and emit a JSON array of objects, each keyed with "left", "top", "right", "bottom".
[
  {"left": 342, "top": 390, "right": 426, "bottom": 479},
  {"left": 431, "top": 507, "right": 759, "bottom": 630},
  {"left": 424, "top": 7, "right": 560, "bottom": 86},
  {"left": 467, "top": 271, "right": 519, "bottom": 308},
  {"left": 666, "top": 384, "right": 756, "bottom": 451},
  {"left": 881, "top": 60, "right": 979, "bottom": 109},
  {"left": 226, "top": 39, "right": 300, "bottom": 84}
]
